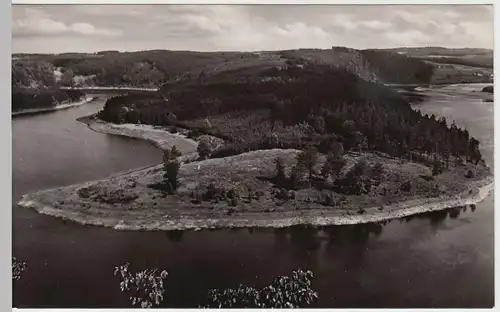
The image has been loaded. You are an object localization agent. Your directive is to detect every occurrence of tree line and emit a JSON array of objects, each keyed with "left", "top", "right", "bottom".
[{"left": 12, "top": 87, "right": 85, "bottom": 112}]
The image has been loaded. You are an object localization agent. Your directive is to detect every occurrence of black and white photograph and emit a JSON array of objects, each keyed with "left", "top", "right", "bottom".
[{"left": 11, "top": 3, "right": 495, "bottom": 309}]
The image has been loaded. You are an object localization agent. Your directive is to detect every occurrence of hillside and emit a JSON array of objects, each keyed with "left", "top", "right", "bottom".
[
  {"left": 12, "top": 47, "right": 438, "bottom": 90},
  {"left": 12, "top": 87, "right": 85, "bottom": 113},
  {"left": 97, "top": 62, "right": 484, "bottom": 171}
]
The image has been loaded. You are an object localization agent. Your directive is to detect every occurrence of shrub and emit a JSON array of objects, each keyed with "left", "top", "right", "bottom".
[
  {"left": 203, "top": 183, "right": 227, "bottom": 201},
  {"left": 321, "top": 153, "right": 345, "bottom": 180},
  {"left": 77, "top": 187, "right": 91, "bottom": 198},
  {"left": 400, "top": 180, "right": 415, "bottom": 194},
  {"left": 275, "top": 188, "right": 290, "bottom": 201},
  {"left": 200, "top": 269, "right": 318, "bottom": 308},
  {"left": 230, "top": 197, "right": 239, "bottom": 207},
  {"left": 261, "top": 132, "right": 282, "bottom": 149},
  {"left": 192, "top": 192, "right": 203, "bottom": 204},
  {"left": 113, "top": 262, "right": 168, "bottom": 308},
  {"left": 370, "top": 162, "right": 384, "bottom": 186},
  {"left": 12, "top": 257, "right": 27, "bottom": 281},
  {"left": 247, "top": 187, "right": 253, "bottom": 203},
  {"left": 432, "top": 159, "right": 444, "bottom": 176},
  {"left": 197, "top": 138, "right": 213, "bottom": 160},
  {"left": 465, "top": 169, "right": 475, "bottom": 178},
  {"left": 187, "top": 130, "right": 202, "bottom": 140},
  {"left": 227, "top": 188, "right": 240, "bottom": 201},
  {"left": 170, "top": 146, "right": 182, "bottom": 159},
  {"left": 324, "top": 192, "right": 334, "bottom": 206}
]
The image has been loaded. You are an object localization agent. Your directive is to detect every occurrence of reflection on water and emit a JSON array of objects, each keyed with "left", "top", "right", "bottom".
[
  {"left": 251, "top": 203, "right": 477, "bottom": 260},
  {"left": 167, "top": 230, "right": 184, "bottom": 242}
]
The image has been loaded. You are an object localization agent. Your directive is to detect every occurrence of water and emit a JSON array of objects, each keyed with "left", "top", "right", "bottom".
[{"left": 12, "top": 85, "right": 494, "bottom": 308}]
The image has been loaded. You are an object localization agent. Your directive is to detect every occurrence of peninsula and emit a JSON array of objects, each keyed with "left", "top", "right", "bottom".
[{"left": 15, "top": 47, "right": 494, "bottom": 231}]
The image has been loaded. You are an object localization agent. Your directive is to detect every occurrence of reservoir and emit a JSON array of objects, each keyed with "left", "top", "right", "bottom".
[{"left": 12, "top": 85, "right": 494, "bottom": 308}]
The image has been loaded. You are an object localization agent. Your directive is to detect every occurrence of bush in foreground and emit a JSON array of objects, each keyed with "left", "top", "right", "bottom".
[
  {"left": 114, "top": 263, "right": 318, "bottom": 309},
  {"left": 200, "top": 269, "right": 318, "bottom": 308},
  {"left": 12, "top": 257, "right": 27, "bottom": 281},
  {"left": 114, "top": 262, "right": 168, "bottom": 308}
]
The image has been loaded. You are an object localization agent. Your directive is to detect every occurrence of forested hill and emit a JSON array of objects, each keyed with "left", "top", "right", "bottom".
[
  {"left": 12, "top": 47, "right": 437, "bottom": 89},
  {"left": 98, "top": 63, "right": 484, "bottom": 166},
  {"left": 12, "top": 88, "right": 84, "bottom": 112}
]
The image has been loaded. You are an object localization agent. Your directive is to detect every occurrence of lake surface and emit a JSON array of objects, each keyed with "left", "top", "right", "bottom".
[{"left": 12, "top": 85, "right": 494, "bottom": 308}]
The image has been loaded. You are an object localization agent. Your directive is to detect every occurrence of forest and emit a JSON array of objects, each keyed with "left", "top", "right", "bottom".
[
  {"left": 12, "top": 87, "right": 85, "bottom": 112},
  {"left": 98, "top": 63, "right": 483, "bottom": 168}
]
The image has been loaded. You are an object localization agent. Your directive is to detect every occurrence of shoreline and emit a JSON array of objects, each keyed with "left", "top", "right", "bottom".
[
  {"left": 12, "top": 97, "right": 96, "bottom": 117},
  {"left": 60, "top": 86, "right": 159, "bottom": 92},
  {"left": 17, "top": 171, "right": 493, "bottom": 231},
  {"left": 79, "top": 116, "right": 199, "bottom": 154},
  {"left": 17, "top": 118, "right": 494, "bottom": 231}
]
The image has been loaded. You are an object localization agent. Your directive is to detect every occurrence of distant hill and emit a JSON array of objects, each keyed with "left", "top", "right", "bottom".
[
  {"left": 379, "top": 47, "right": 492, "bottom": 57},
  {"left": 11, "top": 47, "right": 442, "bottom": 89},
  {"left": 375, "top": 47, "right": 493, "bottom": 69}
]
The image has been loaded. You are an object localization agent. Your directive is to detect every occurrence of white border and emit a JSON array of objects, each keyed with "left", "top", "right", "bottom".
[
  {"left": 9, "top": 0, "right": 499, "bottom": 4},
  {"left": 7, "top": 1, "right": 497, "bottom": 312}
]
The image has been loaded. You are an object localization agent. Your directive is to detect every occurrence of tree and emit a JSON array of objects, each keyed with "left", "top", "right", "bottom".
[
  {"left": 296, "top": 147, "right": 318, "bottom": 186},
  {"left": 275, "top": 157, "right": 286, "bottom": 186},
  {"left": 468, "top": 138, "right": 482, "bottom": 165},
  {"left": 354, "top": 131, "right": 368, "bottom": 154},
  {"left": 334, "top": 160, "right": 371, "bottom": 195},
  {"left": 197, "top": 138, "right": 212, "bottom": 160},
  {"left": 290, "top": 165, "right": 304, "bottom": 190},
  {"left": 170, "top": 145, "right": 182, "bottom": 159},
  {"left": 307, "top": 114, "right": 326, "bottom": 134},
  {"left": 321, "top": 153, "right": 345, "bottom": 181},
  {"left": 164, "top": 161, "right": 180, "bottom": 192},
  {"left": 163, "top": 146, "right": 182, "bottom": 192},
  {"left": 60, "top": 68, "right": 74, "bottom": 87}
]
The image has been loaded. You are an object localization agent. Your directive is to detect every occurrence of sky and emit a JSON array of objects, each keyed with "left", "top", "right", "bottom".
[{"left": 11, "top": 4, "right": 494, "bottom": 54}]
